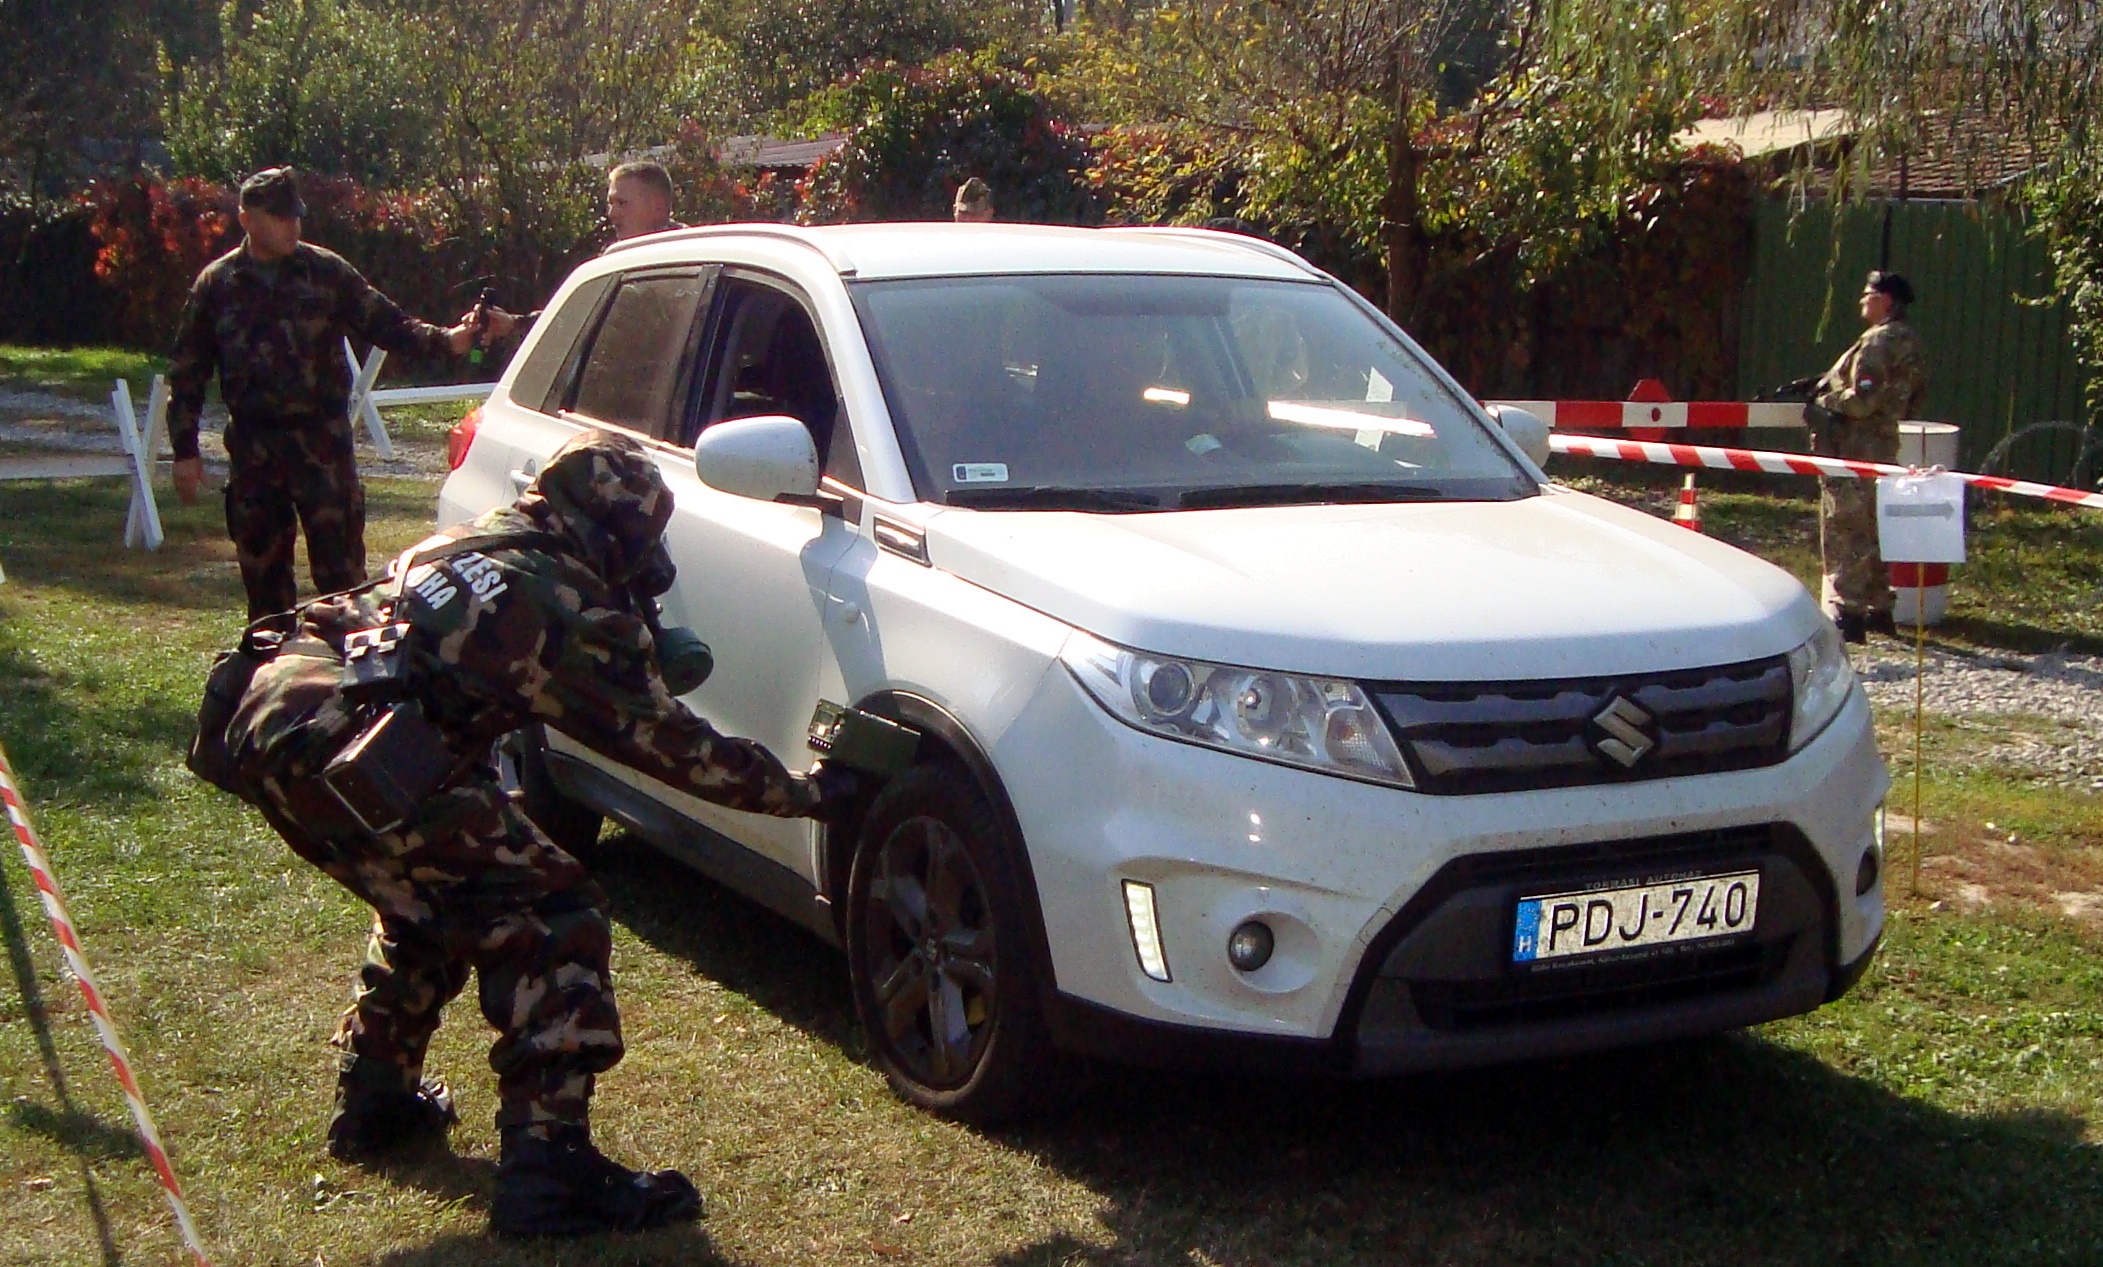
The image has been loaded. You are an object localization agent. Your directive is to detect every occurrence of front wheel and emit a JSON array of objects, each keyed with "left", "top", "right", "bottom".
[{"left": 845, "top": 764, "right": 1057, "bottom": 1125}]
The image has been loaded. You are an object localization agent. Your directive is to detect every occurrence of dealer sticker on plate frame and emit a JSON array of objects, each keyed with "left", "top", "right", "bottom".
[{"left": 1511, "top": 870, "right": 1760, "bottom": 963}]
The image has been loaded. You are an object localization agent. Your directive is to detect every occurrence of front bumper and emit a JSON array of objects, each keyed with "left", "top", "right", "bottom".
[{"left": 993, "top": 665, "right": 1888, "bottom": 1070}]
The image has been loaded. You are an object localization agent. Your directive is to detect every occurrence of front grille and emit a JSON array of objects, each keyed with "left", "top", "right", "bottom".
[
  {"left": 1371, "top": 656, "right": 1791, "bottom": 795},
  {"left": 1409, "top": 938, "right": 1789, "bottom": 1031}
]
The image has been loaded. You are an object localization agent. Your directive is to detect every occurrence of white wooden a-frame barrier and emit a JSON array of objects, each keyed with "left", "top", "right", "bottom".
[
  {"left": 0, "top": 376, "right": 166, "bottom": 551},
  {"left": 343, "top": 339, "right": 499, "bottom": 458}
]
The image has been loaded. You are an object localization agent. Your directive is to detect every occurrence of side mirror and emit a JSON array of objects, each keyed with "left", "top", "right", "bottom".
[
  {"left": 1486, "top": 404, "right": 1552, "bottom": 469},
  {"left": 693, "top": 415, "right": 821, "bottom": 503}
]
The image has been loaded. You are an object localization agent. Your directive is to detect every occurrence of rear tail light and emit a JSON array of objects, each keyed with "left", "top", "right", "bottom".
[{"left": 446, "top": 406, "right": 482, "bottom": 471}]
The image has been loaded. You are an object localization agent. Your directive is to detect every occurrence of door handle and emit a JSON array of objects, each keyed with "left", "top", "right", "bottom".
[{"left": 508, "top": 467, "right": 535, "bottom": 491}]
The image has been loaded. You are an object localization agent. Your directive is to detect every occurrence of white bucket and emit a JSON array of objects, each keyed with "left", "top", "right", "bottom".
[{"left": 1898, "top": 421, "right": 1960, "bottom": 470}]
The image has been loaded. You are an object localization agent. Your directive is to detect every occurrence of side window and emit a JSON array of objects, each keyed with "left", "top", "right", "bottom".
[
  {"left": 568, "top": 271, "right": 710, "bottom": 440},
  {"left": 511, "top": 273, "right": 615, "bottom": 414},
  {"left": 693, "top": 277, "right": 857, "bottom": 485}
]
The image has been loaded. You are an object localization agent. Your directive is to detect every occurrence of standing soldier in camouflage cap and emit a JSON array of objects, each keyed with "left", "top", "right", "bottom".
[
  {"left": 1806, "top": 270, "right": 1928, "bottom": 642},
  {"left": 168, "top": 166, "right": 486, "bottom": 619},
  {"left": 210, "top": 429, "right": 857, "bottom": 1237}
]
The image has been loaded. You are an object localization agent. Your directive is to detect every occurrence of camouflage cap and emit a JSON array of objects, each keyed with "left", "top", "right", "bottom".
[
  {"left": 954, "top": 177, "right": 992, "bottom": 211},
  {"left": 522, "top": 429, "right": 676, "bottom": 587},
  {"left": 239, "top": 167, "right": 307, "bottom": 218}
]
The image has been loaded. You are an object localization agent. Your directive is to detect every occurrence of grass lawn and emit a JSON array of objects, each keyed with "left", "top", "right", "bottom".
[
  {"left": 0, "top": 346, "right": 169, "bottom": 397},
  {"left": 1, "top": 464, "right": 2100, "bottom": 1265}
]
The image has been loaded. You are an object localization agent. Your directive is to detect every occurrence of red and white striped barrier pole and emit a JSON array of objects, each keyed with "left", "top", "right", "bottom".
[
  {"left": 0, "top": 740, "right": 213, "bottom": 1266},
  {"left": 1547, "top": 433, "right": 2103, "bottom": 512},
  {"left": 1672, "top": 474, "right": 1702, "bottom": 531}
]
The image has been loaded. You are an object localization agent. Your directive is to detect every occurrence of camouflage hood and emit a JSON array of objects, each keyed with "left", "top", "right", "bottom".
[{"left": 514, "top": 429, "right": 675, "bottom": 590}]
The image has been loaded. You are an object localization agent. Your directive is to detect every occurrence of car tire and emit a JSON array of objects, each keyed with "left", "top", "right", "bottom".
[
  {"left": 512, "top": 727, "right": 606, "bottom": 858},
  {"left": 845, "top": 763, "right": 1057, "bottom": 1125}
]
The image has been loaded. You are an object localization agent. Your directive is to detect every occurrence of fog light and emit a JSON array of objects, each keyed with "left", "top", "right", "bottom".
[
  {"left": 1858, "top": 804, "right": 1884, "bottom": 896},
  {"left": 1122, "top": 880, "right": 1171, "bottom": 982},
  {"left": 1227, "top": 920, "right": 1275, "bottom": 973}
]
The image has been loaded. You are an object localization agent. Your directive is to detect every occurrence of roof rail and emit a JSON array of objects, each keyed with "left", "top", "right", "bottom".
[
  {"left": 602, "top": 222, "right": 858, "bottom": 274},
  {"left": 1097, "top": 225, "right": 1320, "bottom": 277}
]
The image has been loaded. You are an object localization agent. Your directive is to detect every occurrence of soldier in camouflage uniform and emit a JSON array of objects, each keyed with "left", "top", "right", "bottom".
[
  {"left": 1809, "top": 271, "right": 1928, "bottom": 642},
  {"left": 168, "top": 167, "right": 481, "bottom": 619},
  {"left": 219, "top": 429, "right": 853, "bottom": 1237}
]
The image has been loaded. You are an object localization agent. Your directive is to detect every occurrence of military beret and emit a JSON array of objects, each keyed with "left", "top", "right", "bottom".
[
  {"left": 1864, "top": 270, "right": 1915, "bottom": 306},
  {"left": 239, "top": 167, "right": 307, "bottom": 218}
]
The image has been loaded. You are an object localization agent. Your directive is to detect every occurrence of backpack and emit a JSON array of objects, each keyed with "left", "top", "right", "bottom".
[{"left": 185, "top": 530, "right": 569, "bottom": 801}]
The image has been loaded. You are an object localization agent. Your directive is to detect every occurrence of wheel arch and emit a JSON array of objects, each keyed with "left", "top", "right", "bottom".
[{"left": 828, "top": 690, "right": 1061, "bottom": 1010}]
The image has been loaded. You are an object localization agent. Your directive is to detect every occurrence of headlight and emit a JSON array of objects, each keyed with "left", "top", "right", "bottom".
[
  {"left": 1060, "top": 632, "right": 1414, "bottom": 787},
  {"left": 1786, "top": 622, "right": 1855, "bottom": 751}
]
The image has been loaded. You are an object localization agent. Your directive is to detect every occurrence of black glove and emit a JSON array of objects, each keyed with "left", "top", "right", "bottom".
[
  {"left": 1773, "top": 375, "right": 1819, "bottom": 400},
  {"left": 805, "top": 760, "right": 866, "bottom": 822}
]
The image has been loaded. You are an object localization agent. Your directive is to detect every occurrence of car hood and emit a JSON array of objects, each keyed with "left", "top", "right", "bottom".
[{"left": 919, "top": 490, "right": 1821, "bottom": 680}]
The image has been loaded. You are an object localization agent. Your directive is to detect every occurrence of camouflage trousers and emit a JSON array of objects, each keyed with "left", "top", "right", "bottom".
[
  {"left": 1818, "top": 415, "right": 1900, "bottom": 618},
  {"left": 224, "top": 416, "right": 367, "bottom": 620},
  {"left": 257, "top": 774, "right": 622, "bottom": 1134}
]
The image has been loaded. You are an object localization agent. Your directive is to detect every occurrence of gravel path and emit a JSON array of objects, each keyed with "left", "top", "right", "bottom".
[
  {"left": 0, "top": 386, "right": 451, "bottom": 477},
  {"left": 1859, "top": 642, "right": 2103, "bottom": 789}
]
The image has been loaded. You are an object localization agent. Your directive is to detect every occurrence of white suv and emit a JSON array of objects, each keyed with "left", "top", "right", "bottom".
[{"left": 440, "top": 223, "right": 1887, "bottom": 1121}]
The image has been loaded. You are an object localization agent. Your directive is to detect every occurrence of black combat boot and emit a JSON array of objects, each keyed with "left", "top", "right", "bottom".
[
  {"left": 1865, "top": 609, "right": 1898, "bottom": 637},
  {"left": 490, "top": 1122, "right": 701, "bottom": 1238},
  {"left": 325, "top": 1058, "right": 458, "bottom": 1162},
  {"left": 1835, "top": 610, "right": 1867, "bottom": 644}
]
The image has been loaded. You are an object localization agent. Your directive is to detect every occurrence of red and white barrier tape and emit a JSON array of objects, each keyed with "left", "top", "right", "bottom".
[
  {"left": 0, "top": 740, "right": 212, "bottom": 1266},
  {"left": 1489, "top": 399, "right": 1807, "bottom": 429},
  {"left": 1548, "top": 433, "right": 2103, "bottom": 511}
]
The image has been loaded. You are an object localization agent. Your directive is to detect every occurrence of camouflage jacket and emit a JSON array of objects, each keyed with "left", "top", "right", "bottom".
[
  {"left": 1816, "top": 319, "right": 1927, "bottom": 430},
  {"left": 167, "top": 242, "right": 454, "bottom": 460},
  {"left": 228, "top": 510, "right": 819, "bottom": 826}
]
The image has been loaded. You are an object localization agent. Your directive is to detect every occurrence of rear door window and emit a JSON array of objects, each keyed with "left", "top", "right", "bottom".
[
  {"left": 568, "top": 269, "right": 712, "bottom": 441},
  {"left": 510, "top": 273, "right": 615, "bottom": 414}
]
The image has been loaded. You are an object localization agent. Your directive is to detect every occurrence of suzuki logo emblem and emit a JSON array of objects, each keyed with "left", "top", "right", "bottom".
[{"left": 1592, "top": 696, "right": 1655, "bottom": 768}]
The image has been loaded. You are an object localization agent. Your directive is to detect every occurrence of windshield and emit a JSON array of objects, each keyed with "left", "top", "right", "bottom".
[{"left": 851, "top": 273, "right": 1535, "bottom": 511}]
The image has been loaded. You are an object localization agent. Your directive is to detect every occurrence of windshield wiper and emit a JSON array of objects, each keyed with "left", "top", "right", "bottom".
[
  {"left": 1177, "top": 482, "right": 1447, "bottom": 509},
  {"left": 945, "top": 485, "right": 1166, "bottom": 512}
]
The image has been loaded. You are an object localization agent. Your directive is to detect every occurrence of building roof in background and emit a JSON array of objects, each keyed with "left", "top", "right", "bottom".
[
  {"left": 1676, "top": 106, "right": 2047, "bottom": 198},
  {"left": 718, "top": 134, "right": 847, "bottom": 171},
  {"left": 1676, "top": 109, "right": 1853, "bottom": 158}
]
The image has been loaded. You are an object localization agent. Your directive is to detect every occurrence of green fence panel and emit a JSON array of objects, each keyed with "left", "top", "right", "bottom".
[{"left": 1736, "top": 199, "right": 2089, "bottom": 480}]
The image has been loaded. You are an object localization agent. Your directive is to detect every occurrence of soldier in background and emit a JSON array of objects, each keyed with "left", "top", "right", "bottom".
[
  {"left": 603, "top": 159, "right": 686, "bottom": 243},
  {"left": 1807, "top": 271, "right": 1927, "bottom": 642},
  {"left": 217, "top": 430, "right": 855, "bottom": 1237},
  {"left": 476, "top": 159, "right": 687, "bottom": 344},
  {"left": 953, "top": 177, "right": 995, "bottom": 222},
  {"left": 168, "top": 167, "right": 482, "bottom": 619}
]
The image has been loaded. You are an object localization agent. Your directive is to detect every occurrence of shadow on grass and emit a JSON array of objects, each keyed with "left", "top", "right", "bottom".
[
  {"left": 5, "top": 1099, "right": 145, "bottom": 1162},
  {"left": 1934, "top": 613, "right": 2103, "bottom": 658},
  {"left": 0, "top": 839, "right": 124, "bottom": 1266},
  {"left": 0, "top": 469, "right": 442, "bottom": 616},
  {"left": 0, "top": 634, "right": 197, "bottom": 809},
  {"left": 982, "top": 1039, "right": 2102, "bottom": 1267},
  {"left": 595, "top": 837, "right": 859, "bottom": 1057},
  {"left": 364, "top": 1139, "right": 725, "bottom": 1267},
  {"left": 376, "top": 1224, "right": 729, "bottom": 1266},
  {"left": 595, "top": 839, "right": 2101, "bottom": 1266}
]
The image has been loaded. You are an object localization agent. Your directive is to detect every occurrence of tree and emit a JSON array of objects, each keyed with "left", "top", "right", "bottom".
[
  {"left": 798, "top": 54, "right": 1099, "bottom": 223},
  {"left": 1685, "top": 1, "right": 2103, "bottom": 426},
  {"left": 1057, "top": 0, "right": 1693, "bottom": 323},
  {"left": 701, "top": 0, "right": 1046, "bottom": 120},
  {"left": 0, "top": 0, "right": 158, "bottom": 201}
]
